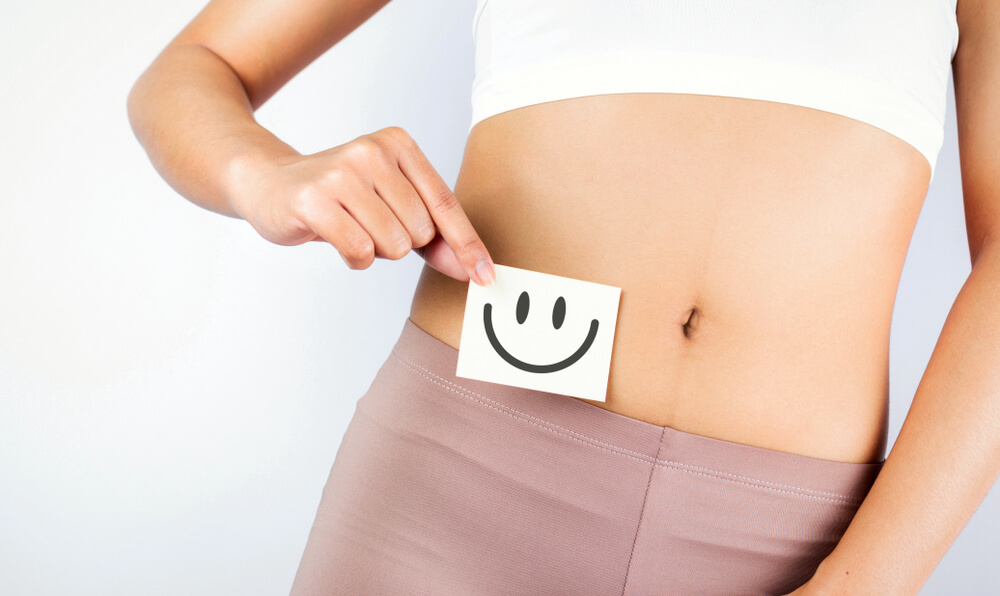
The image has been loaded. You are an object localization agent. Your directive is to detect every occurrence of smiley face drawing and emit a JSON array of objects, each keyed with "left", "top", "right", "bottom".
[
  {"left": 455, "top": 264, "right": 621, "bottom": 401},
  {"left": 483, "top": 290, "right": 599, "bottom": 373}
]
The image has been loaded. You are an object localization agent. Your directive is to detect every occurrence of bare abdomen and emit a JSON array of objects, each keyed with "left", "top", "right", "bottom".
[{"left": 409, "top": 92, "right": 930, "bottom": 464}]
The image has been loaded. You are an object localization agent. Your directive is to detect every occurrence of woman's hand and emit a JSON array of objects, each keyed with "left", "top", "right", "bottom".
[{"left": 229, "top": 125, "right": 496, "bottom": 286}]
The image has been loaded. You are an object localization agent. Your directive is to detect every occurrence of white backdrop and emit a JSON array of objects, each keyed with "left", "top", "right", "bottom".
[{"left": 1, "top": 0, "right": 995, "bottom": 593}]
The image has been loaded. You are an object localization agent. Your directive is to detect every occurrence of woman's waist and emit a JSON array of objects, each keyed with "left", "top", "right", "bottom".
[{"left": 408, "top": 257, "right": 891, "bottom": 465}]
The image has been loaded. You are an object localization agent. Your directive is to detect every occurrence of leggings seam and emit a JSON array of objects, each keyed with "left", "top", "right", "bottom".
[
  {"left": 621, "top": 427, "right": 664, "bottom": 596},
  {"left": 388, "top": 349, "right": 864, "bottom": 506},
  {"left": 391, "top": 351, "right": 657, "bottom": 458}
]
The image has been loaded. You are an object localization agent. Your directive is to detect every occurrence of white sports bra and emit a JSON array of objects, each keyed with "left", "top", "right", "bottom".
[{"left": 469, "top": 0, "right": 960, "bottom": 182}]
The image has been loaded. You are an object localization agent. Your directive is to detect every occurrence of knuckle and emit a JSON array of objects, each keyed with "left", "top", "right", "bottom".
[
  {"left": 430, "top": 188, "right": 461, "bottom": 217},
  {"left": 320, "top": 166, "right": 348, "bottom": 187},
  {"left": 309, "top": 170, "right": 352, "bottom": 210},
  {"left": 344, "top": 137, "right": 382, "bottom": 165},
  {"left": 455, "top": 233, "right": 481, "bottom": 257},
  {"left": 291, "top": 170, "right": 351, "bottom": 220},
  {"left": 413, "top": 219, "right": 436, "bottom": 246},
  {"left": 385, "top": 231, "right": 412, "bottom": 259},
  {"left": 290, "top": 184, "right": 322, "bottom": 220},
  {"left": 379, "top": 125, "right": 413, "bottom": 147},
  {"left": 343, "top": 235, "right": 374, "bottom": 261}
]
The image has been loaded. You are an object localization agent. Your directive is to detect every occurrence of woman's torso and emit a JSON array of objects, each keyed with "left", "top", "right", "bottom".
[{"left": 409, "top": 90, "right": 930, "bottom": 466}]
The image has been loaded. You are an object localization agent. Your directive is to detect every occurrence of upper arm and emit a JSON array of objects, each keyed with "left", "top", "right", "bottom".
[
  {"left": 952, "top": 0, "right": 1000, "bottom": 265},
  {"left": 166, "top": 0, "right": 394, "bottom": 111}
]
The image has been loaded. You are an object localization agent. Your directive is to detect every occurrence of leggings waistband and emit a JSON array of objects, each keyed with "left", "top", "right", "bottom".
[{"left": 387, "top": 317, "right": 884, "bottom": 505}]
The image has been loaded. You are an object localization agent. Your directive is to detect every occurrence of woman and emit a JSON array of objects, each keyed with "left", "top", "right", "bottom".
[{"left": 127, "top": 0, "right": 1000, "bottom": 594}]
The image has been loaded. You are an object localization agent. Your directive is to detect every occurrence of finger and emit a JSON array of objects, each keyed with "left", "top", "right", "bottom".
[
  {"left": 297, "top": 199, "right": 375, "bottom": 270},
  {"left": 413, "top": 234, "right": 468, "bottom": 281},
  {"left": 385, "top": 129, "right": 496, "bottom": 286},
  {"left": 337, "top": 172, "right": 414, "bottom": 261},
  {"left": 371, "top": 162, "right": 436, "bottom": 249}
]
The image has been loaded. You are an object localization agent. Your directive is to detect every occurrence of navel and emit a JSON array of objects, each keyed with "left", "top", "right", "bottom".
[{"left": 681, "top": 307, "right": 700, "bottom": 339}]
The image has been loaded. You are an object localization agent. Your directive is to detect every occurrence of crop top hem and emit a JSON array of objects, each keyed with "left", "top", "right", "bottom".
[{"left": 469, "top": 50, "right": 943, "bottom": 181}]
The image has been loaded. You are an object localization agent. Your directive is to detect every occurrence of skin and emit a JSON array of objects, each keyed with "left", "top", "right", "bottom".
[
  {"left": 416, "top": 90, "right": 922, "bottom": 466},
  {"left": 127, "top": 0, "right": 1000, "bottom": 592}
]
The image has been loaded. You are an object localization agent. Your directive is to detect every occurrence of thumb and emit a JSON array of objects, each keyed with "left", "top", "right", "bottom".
[{"left": 413, "top": 234, "right": 472, "bottom": 282}]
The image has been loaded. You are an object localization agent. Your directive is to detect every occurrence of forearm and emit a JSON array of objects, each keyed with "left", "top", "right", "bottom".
[
  {"left": 126, "top": 42, "right": 299, "bottom": 219},
  {"left": 809, "top": 238, "right": 1000, "bottom": 594}
]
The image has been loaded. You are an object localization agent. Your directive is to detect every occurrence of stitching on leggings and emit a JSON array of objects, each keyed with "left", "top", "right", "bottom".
[
  {"left": 652, "top": 457, "right": 863, "bottom": 502},
  {"left": 389, "top": 349, "right": 863, "bottom": 506},
  {"left": 390, "top": 351, "right": 658, "bottom": 460},
  {"left": 390, "top": 350, "right": 864, "bottom": 506},
  {"left": 654, "top": 462, "right": 861, "bottom": 505},
  {"left": 391, "top": 350, "right": 867, "bottom": 504},
  {"left": 621, "top": 426, "right": 664, "bottom": 596}
]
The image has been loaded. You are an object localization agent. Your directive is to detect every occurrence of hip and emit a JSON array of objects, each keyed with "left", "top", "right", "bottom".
[{"left": 289, "top": 316, "right": 885, "bottom": 596}]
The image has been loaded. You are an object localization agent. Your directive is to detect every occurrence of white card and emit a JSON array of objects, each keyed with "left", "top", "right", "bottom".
[{"left": 455, "top": 264, "right": 622, "bottom": 401}]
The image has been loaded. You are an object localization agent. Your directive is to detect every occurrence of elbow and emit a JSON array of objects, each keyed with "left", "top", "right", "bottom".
[
  {"left": 971, "top": 232, "right": 995, "bottom": 269},
  {"left": 126, "top": 49, "right": 167, "bottom": 148},
  {"left": 125, "top": 83, "right": 139, "bottom": 137},
  {"left": 126, "top": 73, "right": 148, "bottom": 147}
]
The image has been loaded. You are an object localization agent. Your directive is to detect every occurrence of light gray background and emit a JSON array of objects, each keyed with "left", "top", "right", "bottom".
[{"left": 1, "top": 0, "right": 995, "bottom": 593}]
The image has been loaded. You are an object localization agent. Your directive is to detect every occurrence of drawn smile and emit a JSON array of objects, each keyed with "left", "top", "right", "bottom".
[{"left": 483, "top": 300, "right": 599, "bottom": 373}]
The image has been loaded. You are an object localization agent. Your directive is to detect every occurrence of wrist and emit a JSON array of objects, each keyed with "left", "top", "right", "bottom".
[
  {"left": 803, "top": 551, "right": 905, "bottom": 596},
  {"left": 223, "top": 136, "right": 299, "bottom": 221},
  {"left": 801, "top": 553, "right": 854, "bottom": 596}
]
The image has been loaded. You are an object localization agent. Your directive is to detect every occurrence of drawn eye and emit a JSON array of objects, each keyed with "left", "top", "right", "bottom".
[
  {"left": 516, "top": 291, "right": 530, "bottom": 324},
  {"left": 552, "top": 296, "right": 566, "bottom": 329}
]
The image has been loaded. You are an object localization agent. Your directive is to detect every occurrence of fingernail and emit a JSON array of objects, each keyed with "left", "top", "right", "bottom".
[{"left": 474, "top": 259, "right": 496, "bottom": 286}]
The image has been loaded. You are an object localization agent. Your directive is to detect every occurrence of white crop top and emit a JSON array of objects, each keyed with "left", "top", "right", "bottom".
[{"left": 469, "top": 0, "right": 960, "bottom": 181}]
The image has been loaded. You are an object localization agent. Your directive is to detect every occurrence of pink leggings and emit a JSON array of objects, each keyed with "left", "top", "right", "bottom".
[{"left": 289, "top": 318, "right": 883, "bottom": 595}]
